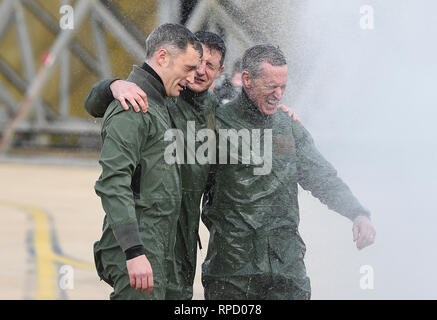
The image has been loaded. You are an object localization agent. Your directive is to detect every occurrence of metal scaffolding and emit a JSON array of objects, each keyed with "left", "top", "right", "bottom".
[
  {"left": 0, "top": 0, "right": 272, "bottom": 154},
  {"left": 0, "top": 0, "right": 149, "bottom": 154}
]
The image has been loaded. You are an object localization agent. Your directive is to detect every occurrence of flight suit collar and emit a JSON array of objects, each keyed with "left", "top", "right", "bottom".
[
  {"left": 180, "top": 88, "right": 210, "bottom": 110},
  {"left": 126, "top": 65, "right": 167, "bottom": 105}
]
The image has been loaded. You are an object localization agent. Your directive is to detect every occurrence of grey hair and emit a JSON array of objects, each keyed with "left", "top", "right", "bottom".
[
  {"left": 241, "top": 44, "right": 287, "bottom": 79},
  {"left": 145, "top": 23, "right": 203, "bottom": 60}
]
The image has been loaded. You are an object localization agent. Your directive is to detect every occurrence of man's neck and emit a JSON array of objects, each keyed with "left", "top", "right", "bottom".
[{"left": 141, "top": 61, "right": 164, "bottom": 88}]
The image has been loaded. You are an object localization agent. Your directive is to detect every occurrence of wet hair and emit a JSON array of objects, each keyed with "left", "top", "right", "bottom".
[
  {"left": 194, "top": 31, "right": 226, "bottom": 66},
  {"left": 145, "top": 23, "right": 203, "bottom": 60},
  {"left": 241, "top": 44, "right": 287, "bottom": 79}
]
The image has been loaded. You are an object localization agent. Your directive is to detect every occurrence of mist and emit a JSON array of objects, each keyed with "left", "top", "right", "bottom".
[{"left": 271, "top": 0, "right": 437, "bottom": 298}]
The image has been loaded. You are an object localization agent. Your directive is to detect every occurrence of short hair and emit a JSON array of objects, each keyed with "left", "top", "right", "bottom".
[
  {"left": 145, "top": 23, "right": 203, "bottom": 60},
  {"left": 241, "top": 44, "right": 287, "bottom": 79},
  {"left": 194, "top": 31, "right": 226, "bottom": 66}
]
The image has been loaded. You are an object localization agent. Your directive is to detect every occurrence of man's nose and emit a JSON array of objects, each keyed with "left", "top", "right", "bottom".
[
  {"left": 272, "top": 87, "right": 283, "bottom": 100},
  {"left": 197, "top": 61, "right": 206, "bottom": 76},
  {"left": 187, "top": 70, "right": 196, "bottom": 84}
]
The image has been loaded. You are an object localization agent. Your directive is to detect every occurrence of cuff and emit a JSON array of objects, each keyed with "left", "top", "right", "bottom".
[
  {"left": 346, "top": 207, "right": 371, "bottom": 222},
  {"left": 104, "top": 78, "right": 121, "bottom": 100},
  {"left": 112, "top": 222, "right": 142, "bottom": 252},
  {"left": 125, "top": 245, "right": 145, "bottom": 260}
]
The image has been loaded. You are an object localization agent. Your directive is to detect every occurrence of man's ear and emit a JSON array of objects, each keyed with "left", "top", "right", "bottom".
[
  {"left": 218, "top": 65, "right": 225, "bottom": 75},
  {"left": 241, "top": 71, "right": 252, "bottom": 88},
  {"left": 155, "top": 48, "right": 170, "bottom": 67}
]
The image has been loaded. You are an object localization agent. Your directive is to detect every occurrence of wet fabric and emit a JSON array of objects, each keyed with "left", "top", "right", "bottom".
[
  {"left": 165, "top": 89, "right": 218, "bottom": 299},
  {"left": 92, "top": 66, "right": 182, "bottom": 299},
  {"left": 85, "top": 77, "right": 219, "bottom": 299},
  {"left": 202, "top": 90, "right": 370, "bottom": 299}
]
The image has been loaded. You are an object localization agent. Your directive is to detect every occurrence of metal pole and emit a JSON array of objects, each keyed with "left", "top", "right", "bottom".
[
  {"left": 0, "top": 57, "right": 57, "bottom": 120},
  {"left": 158, "top": 0, "right": 181, "bottom": 24},
  {"left": 0, "top": 0, "right": 14, "bottom": 43},
  {"left": 0, "top": 0, "right": 92, "bottom": 154},
  {"left": 13, "top": 0, "right": 46, "bottom": 125},
  {"left": 21, "top": 0, "right": 101, "bottom": 76},
  {"left": 0, "top": 80, "right": 17, "bottom": 116},
  {"left": 210, "top": 5, "right": 254, "bottom": 48},
  {"left": 185, "top": 0, "right": 214, "bottom": 31},
  {"left": 92, "top": 0, "right": 146, "bottom": 63},
  {"left": 90, "top": 10, "right": 112, "bottom": 78},
  {"left": 59, "top": 0, "right": 72, "bottom": 119},
  {"left": 216, "top": 0, "right": 268, "bottom": 43}
]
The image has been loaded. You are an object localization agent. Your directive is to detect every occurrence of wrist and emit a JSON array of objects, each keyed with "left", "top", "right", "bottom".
[{"left": 108, "top": 78, "right": 121, "bottom": 98}]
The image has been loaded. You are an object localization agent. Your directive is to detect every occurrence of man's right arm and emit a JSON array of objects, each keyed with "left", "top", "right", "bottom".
[
  {"left": 84, "top": 78, "right": 149, "bottom": 118},
  {"left": 95, "top": 102, "right": 153, "bottom": 292}
]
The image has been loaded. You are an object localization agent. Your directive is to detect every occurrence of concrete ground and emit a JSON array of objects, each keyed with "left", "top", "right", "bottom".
[{"left": 0, "top": 155, "right": 380, "bottom": 300}]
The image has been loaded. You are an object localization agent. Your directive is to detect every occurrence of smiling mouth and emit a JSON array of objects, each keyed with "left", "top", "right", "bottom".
[
  {"left": 266, "top": 100, "right": 279, "bottom": 108},
  {"left": 194, "top": 77, "right": 205, "bottom": 83},
  {"left": 177, "top": 83, "right": 185, "bottom": 90}
]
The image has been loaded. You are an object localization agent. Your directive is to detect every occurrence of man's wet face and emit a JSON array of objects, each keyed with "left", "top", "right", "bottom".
[
  {"left": 188, "top": 44, "right": 223, "bottom": 93},
  {"left": 164, "top": 45, "right": 201, "bottom": 97},
  {"left": 246, "top": 62, "right": 288, "bottom": 116}
]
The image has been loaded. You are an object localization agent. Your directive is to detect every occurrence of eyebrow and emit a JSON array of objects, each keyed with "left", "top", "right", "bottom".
[
  {"left": 186, "top": 64, "right": 198, "bottom": 71},
  {"left": 266, "top": 83, "right": 286, "bottom": 88}
]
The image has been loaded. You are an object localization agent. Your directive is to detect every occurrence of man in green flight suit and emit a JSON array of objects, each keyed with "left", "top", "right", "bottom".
[
  {"left": 201, "top": 44, "right": 376, "bottom": 300},
  {"left": 92, "top": 23, "right": 202, "bottom": 300},
  {"left": 86, "top": 31, "right": 225, "bottom": 300}
]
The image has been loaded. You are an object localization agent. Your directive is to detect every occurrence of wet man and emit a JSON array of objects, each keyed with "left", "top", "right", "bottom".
[
  {"left": 92, "top": 23, "right": 202, "bottom": 300},
  {"left": 201, "top": 44, "right": 376, "bottom": 300},
  {"left": 86, "top": 31, "right": 225, "bottom": 300}
]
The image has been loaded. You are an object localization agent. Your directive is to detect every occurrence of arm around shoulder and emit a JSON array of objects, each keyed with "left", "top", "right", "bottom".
[{"left": 84, "top": 78, "right": 119, "bottom": 118}]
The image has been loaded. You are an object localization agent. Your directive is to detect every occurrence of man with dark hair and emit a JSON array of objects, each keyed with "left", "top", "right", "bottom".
[
  {"left": 92, "top": 23, "right": 202, "bottom": 300},
  {"left": 201, "top": 44, "right": 376, "bottom": 300}
]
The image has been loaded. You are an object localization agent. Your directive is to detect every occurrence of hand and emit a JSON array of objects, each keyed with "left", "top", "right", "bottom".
[
  {"left": 352, "top": 215, "right": 376, "bottom": 250},
  {"left": 279, "top": 105, "right": 301, "bottom": 122},
  {"left": 110, "top": 80, "right": 149, "bottom": 113},
  {"left": 126, "top": 254, "right": 154, "bottom": 293}
]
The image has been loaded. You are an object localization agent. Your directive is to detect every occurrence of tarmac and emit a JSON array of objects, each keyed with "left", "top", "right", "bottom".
[{"left": 0, "top": 152, "right": 378, "bottom": 300}]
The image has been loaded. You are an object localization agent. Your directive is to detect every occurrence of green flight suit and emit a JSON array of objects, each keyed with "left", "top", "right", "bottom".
[
  {"left": 85, "top": 79, "right": 218, "bottom": 300},
  {"left": 165, "top": 89, "right": 218, "bottom": 299},
  {"left": 92, "top": 66, "right": 182, "bottom": 300},
  {"left": 201, "top": 90, "right": 370, "bottom": 300}
]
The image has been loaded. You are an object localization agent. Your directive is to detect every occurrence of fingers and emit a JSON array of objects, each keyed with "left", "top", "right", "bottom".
[
  {"left": 126, "top": 255, "right": 154, "bottom": 293},
  {"left": 129, "top": 273, "right": 136, "bottom": 288},
  {"left": 355, "top": 226, "right": 376, "bottom": 250},
  {"left": 147, "top": 273, "right": 154, "bottom": 294},
  {"left": 137, "top": 90, "right": 149, "bottom": 113},
  {"left": 141, "top": 277, "right": 148, "bottom": 292},
  {"left": 119, "top": 97, "right": 130, "bottom": 111},
  {"left": 127, "top": 97, "right": 140, "bottom": 113},
  {"left": 130, "top": 271, "right": 153, "bottom": 293},
  {"left": 136, "top": 94, "right": 147, "bottom": 113},
  {"left": 352, "top": 224, "right": 359, "bottom": 242},
  {"left": 112, "top": 81, "right": 148, "bottom": 113},
  {"left": 135, "top": 274, "right": 143, "bottom": 290},
  {"left": 117, "top": 93, "right": 147, "bottom": 113}
]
